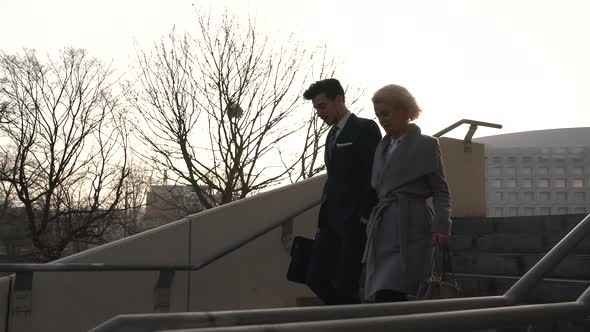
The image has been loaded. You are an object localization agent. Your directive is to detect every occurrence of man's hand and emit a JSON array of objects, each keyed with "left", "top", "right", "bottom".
[{"left": 432, "top": 232, "right": 449, "bottom": 246}]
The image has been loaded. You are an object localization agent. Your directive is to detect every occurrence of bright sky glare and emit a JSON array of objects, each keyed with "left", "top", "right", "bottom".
[{"left": 2, "top": 0, "right": 589, "bottom": 139}]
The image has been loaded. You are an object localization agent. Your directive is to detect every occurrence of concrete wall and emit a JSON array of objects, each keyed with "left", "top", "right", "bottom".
[
  {"left": 22, "top": 220, "right": 191, "bottom": 332},
  {"left": 1, "top": 176, "right": 324, "bottom": 332},
  {"left": 439, "top": 137, "right": 486, "bottom": 217}
]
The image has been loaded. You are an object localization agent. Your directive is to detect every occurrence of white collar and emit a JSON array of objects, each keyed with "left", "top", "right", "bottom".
[{"left": 334, "top": 111, "right": 352, "bottom": 131}]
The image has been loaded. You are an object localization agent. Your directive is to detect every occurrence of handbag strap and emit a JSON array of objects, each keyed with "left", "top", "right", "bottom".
[{"left": 430, "top": 245, "right": 455, "bottom": 279}]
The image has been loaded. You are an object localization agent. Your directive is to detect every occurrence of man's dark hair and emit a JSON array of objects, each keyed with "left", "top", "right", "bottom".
[{"left": 303, "top": 78, "right": 345, "bottom": 100}]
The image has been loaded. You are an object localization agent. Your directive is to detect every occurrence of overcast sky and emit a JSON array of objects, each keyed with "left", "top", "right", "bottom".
[{"left": 2, "top": 0, "right": 589, "bottom": 139}]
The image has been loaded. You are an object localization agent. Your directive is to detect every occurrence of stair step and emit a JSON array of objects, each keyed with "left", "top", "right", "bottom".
[
  {"left": 452, "top": 253, "right": 590, "bottom": 279},
  {"left": 452, "top": 215, "right": 586, "bottom": 236},
  {"left": 452, "top": 273, "right": 590, "bottom": 303},
  {"left": 450, "top": 233, "right": 590, "bottom": 254}
]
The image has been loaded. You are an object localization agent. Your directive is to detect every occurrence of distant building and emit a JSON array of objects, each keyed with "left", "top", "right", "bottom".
[
  {"left": 475, "top": 127, "right": 590, "bottom": 217},
  {"left": 0, "top": 207, "right": 34, "bottom": 261},
  {"left": 143, "top": 185, "right": 213, "bottom": 229}
]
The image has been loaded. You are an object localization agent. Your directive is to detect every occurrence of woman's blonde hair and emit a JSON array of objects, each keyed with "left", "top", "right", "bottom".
[{"left": 371, "top": 84, "right": 422, "bottom": 121}]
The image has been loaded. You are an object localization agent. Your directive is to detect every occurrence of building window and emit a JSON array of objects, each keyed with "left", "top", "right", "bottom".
[
  {"left": 493, "top": 157, "right": 503, "bottom": 163},
  {"left": 553, "top": 179, "right": 566, "bottom": 188},
  {"left": 557, "top": 207, "right": 569, "bottom": 215},
  {"left": 521, "top": 157, "right": 533, "bottom": 163},
  {"left": 508, "top": 207, "right": 519, "bottom": 216},
  {"left": 569, "top": 147, "right": 585, "bottom": 154},
  {"left": 523, "top": 207, "right": 535, "bottom": 216},
  {"left": 507, "top": 192, "right": 518, "bottom": 201},
  {"left": 538, "top": 156, "right": 551, "bottom": 162},
  {"left": 490, "top": 167, "right": 501, "bottom": 176},
  {"left": 494, "top": 192, "right": 504, "bottom": 201},
  {"left": 553, "top": 147, "right": 567, "bottom": 154},
  {"left": 536, "top": 179, "right": 550, "bottom": 188},
  {"left": 506, "top": 156, "right": 517, "bottom": 163},
  {"left": 504, "top": 179, "right": 516, "bottom": 188},
  {"left": 504, "top": 167, "right": 516, "bottom": 176},
  {"left": 553, "top": 167, "right": 565, "bottom": 176},
  {"left": 574, "top": 192, "right": 586, "bottom": 201},
  {"left": 538, "top": 192, "right": 550, "bottom": 201},
  {"left": 556, "top": 192, "right": 568, "bottom": 201},
  {"left": 574, "top": 207, "right": 587, "bottom": 214},
  {"left": 523, "top": 192, "right": 534, "bottom": 201},
  {"left": 494, "top": 207, "right": 503, "bottom": 217},
  {"left": 537, "top": 167, "right": 549, "bottom": 176},
  {"left": 521, "top": 167, "right": 533, "bottom": 176},
  {"left": 518, "top": 179, "right": 532, "bottom": 188},
  {"left": 571, "top": 167, "right": 584, "bottom": 176},
  {"left": 572, "top": 179, "right": 584, "bottom": 188},
  {"left": 490, "top": 179, "right": 501, "bottom": 188},
  {"left": 539, "top": 207, "right": 551, "bottom": 215}
]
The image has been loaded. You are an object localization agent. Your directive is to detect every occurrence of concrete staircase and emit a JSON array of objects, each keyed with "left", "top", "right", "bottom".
[{"left": 451, "top": 214, "right": 590, "bottom": 331}]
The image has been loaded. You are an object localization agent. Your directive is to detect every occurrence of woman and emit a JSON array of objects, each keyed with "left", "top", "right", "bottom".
[{"left": 362, "top": 84, "right": 452, "bottom": 303}]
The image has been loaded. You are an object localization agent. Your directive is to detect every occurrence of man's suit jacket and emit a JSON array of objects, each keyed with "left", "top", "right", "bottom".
[
  {"left": 318, "top": 113, "right": 382, "bottom": 236},
  {"left": 307, "top": 113, "right": 381, "bottom": 304}
]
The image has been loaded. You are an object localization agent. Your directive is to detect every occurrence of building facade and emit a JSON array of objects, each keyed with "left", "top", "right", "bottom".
[{"left": 475, "top": 128, "right": 590, "bottom": 217}]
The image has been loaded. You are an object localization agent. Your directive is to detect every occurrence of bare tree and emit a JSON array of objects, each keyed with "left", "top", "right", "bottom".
[
  {"left": 114, "top": 160, "right": 154, "bottom": 237},
  {"left": 129, "top": 10, "right": 323, "bottom": 208},
  {"left": 0, "top": 48, "right": 130, "bottom": 261}
]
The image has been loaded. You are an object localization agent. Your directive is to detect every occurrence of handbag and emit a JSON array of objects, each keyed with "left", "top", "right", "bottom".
[
  {"left": 416, "top": 245, "right": 461, "bottom": 300},
  {"left": 286, "top": 236, "right": 315, "bottom": 284}
]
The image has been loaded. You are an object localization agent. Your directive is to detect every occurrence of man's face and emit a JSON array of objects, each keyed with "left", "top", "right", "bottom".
[
  {"left": 312, "top": 93, "right": 341, "bottom": 125},
  {"left": 374, "top": 102, "right": 408, "bottom": 135}
]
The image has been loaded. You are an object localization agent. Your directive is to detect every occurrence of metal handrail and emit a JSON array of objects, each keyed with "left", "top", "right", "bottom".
[
  {"left": 91, "top": 297, "right": 508, "bottom": 332},
  {"left": 505, "top": 211, "right": 590, "bottom": 304},
  {"left": 163, "top": 302, "right": 589, "bottom": 332},
  {"left": 0, "top": 264, "right": 194, "bottom": 272},
  {"left": 93, "top": 213, "right": 590, "bottom": 332},
  {"left": 433, "top": 119, "right": 502, "bottom": 138},
  {"left": 0, "top": 199, "right": 321, "bottom": 274}
]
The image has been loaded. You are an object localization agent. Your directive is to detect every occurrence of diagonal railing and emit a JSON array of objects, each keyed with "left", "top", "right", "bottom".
[{"left": 92, "top": 213, "right": 590, "bottom": 332}]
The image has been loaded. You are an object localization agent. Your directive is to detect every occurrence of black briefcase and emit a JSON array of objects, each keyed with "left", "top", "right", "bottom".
[{"left": 286, "top": 236, "right": 315, "bottom": 284}]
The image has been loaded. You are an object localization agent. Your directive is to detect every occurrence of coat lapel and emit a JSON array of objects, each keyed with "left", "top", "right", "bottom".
[{"left": 373, "top": 124, "right": 437, "bottom": 194}]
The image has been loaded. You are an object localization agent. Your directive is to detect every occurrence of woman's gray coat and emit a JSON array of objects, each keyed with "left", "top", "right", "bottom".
[{"left": 362, "top": 124, "right": 451, "bottom": 301}]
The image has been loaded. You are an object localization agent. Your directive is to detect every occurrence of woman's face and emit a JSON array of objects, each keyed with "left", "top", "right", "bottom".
[{"left": 373, "top": 102, "right": 409, "bottom": 136}]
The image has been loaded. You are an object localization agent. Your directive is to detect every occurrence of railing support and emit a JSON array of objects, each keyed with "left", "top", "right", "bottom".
[{"left": 154, "top": 270, "right": 176, "bottom": 313}]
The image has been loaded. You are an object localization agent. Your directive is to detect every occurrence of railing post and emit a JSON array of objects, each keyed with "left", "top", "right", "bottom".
[
  {"left": 463, "top": 124, "right": 478, "bottom": 153},
  {"left": 154, "top": 270, "right": 175, "bottom": 313},
  {"left": 9, "top": 272, "right": 33, "bottom": 332}
]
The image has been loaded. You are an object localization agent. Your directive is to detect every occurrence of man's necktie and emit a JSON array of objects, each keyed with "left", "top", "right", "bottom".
[{"left": 326, "top": 126, "right": 337, "bottom": 165}]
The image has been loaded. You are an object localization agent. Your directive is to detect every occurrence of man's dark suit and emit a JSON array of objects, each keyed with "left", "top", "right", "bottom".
[{"left": 306, "top": 113, "right": 382, "bottom": 305}]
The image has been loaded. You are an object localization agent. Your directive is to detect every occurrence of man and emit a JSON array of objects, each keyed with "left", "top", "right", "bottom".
[{"left": 303, "top": 78, "right": 382, "bottom": 305}]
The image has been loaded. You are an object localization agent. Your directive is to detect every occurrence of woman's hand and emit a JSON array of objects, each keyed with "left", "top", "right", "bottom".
[{"left": 432, "top": 232, "right": 449, "bottom": 246}]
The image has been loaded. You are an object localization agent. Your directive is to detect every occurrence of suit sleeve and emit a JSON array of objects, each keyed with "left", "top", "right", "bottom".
[
  {"left": 427, "top": 140, "right": 452, "bottom": 234},
  {"left": 358, "top": 120, "right": 382, "bottom": 220}
]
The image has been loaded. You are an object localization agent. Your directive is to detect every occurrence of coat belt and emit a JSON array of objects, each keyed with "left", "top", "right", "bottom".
[{"left": 362, "top": 192, "right": 420, "bottom": 272}]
